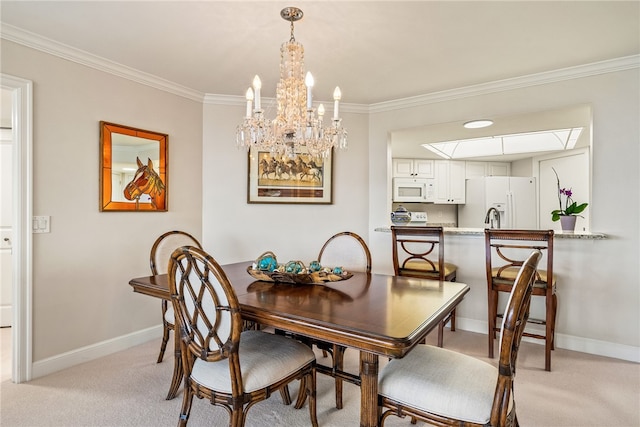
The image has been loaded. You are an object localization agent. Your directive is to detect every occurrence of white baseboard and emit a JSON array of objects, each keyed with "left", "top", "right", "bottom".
[
  {"left": 455, "top": 317, "right": 640, "bottom": 363},
  {"left": 32, "top": 325, "right": 162, "bottom": 379},
  {"left": 0, "top": 305, "right": 12, "bottom": 327},
  {"left": 30, "top": 318, "right": 639, "bottom": 380}
]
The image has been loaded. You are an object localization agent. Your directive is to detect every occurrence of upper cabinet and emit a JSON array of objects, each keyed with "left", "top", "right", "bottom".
[
  {"left": 465, "top": 161, "right": 511, "bottom": 178},
  {"left": 434, "top": 161, "right": 466, "bottom": 204},
  {"left": 392, "top": 159, "right": 435, "bottom": 178}
]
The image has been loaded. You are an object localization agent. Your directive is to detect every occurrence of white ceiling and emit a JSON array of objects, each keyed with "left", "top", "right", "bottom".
[
  {"left": 1, "top": 1, "right": 638, "bottom": 158},
  {"left": 1, "top": 1, "right": 638, "bottom": 105}
]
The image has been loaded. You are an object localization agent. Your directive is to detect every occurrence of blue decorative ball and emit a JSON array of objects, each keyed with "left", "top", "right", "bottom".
[
  {"left": 285, "top": 261, "right": 304, "bottom": 274},
  {"left": 258, "top": 255, "right": 277, "bottom": 272},
  {"left": 309, "top": 261, "right": 322, "bottom": 272}
]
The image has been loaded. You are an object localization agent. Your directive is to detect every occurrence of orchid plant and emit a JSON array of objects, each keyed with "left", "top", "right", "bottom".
[{"left": 551, "top": 167, "right": 588, "bottom": 221}]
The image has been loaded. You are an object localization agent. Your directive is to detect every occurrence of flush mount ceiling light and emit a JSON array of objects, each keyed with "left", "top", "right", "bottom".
[
  {"left": 463, "top": 119, "right": 494, "bottom": 129},
  {"left": 422, "top": 127, "right": 583, "bottom": 159},
  {"left": 236, "top": 7, "right": 347, "bottom": 158}
]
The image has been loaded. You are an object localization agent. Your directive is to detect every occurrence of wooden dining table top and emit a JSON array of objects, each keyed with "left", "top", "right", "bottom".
[{"left": 129, "top": 260, "right": 469, "bottom": 358}]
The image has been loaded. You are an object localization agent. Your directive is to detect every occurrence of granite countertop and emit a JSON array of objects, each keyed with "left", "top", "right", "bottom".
[{"left": 375, "top": 225, "right": 607, "bottom": 239}]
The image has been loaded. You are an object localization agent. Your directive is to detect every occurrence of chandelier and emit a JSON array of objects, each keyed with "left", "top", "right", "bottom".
[{"left": 236, "top": 7, "right": 347, "bottom": 159}]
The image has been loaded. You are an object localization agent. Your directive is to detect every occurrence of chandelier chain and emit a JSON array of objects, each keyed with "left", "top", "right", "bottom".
[{"left": 236, "top": 7, "right": 347, "bottom": 159}]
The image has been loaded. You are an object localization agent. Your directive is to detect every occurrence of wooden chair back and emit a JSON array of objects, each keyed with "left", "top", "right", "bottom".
[
  {"left": 168, "top": 246, "right": 245, "bottom": 393},
  {"left": 318, "top": 231, "right": 372, "bottom": 273},
  {"left": 491, "top": 249, "right": 541, "bottom": 425},
  {"left": 485, "top": 229, "right": 554, "bottom": 292},
  {"left": 150, "top": 230, "right": 202, "bottom": 275},
  {"left": 391, "top": 226, "right": 454, "bottom": 281}
]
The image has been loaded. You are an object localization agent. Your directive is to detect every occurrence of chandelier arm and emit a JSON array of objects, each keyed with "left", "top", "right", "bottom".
[{"left": 236, "top": 7, "right": 347, "bottom": 159}]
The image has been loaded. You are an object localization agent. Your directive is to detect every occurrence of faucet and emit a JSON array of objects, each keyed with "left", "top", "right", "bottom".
[{"left": 484, "top": 207, "right": 501, "bottom": 229}]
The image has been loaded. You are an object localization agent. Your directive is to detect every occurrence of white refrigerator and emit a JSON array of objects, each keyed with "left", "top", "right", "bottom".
[{"left": 458, "top": 177, "right": 537, "bottom": 229}]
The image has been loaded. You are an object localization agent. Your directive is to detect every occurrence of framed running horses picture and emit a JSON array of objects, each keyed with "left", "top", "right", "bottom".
[
  {"left": 248, "top": 148, "right": 333, "bottom": 204},
  {"left": 99, "top": 121, "right": 168, "bottom": 211}
]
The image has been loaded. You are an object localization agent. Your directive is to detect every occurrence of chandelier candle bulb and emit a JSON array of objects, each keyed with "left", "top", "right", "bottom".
[
  {"left": 305, "top": 72, "right": 314, "bottom": 109},
  {"left": 235, "top": 7, "right": 347, "bottom": 158},
  {"left": 245, "top": 88, "right": 254, "bottom": 118},
  {"left": 333, "top": 87, "right": 341, "bottom": 120},
  {"left": 252, "top": 75, "right": 262, "bottom": 111}
]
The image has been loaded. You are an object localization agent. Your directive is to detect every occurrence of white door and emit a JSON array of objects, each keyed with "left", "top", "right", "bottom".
[{"left": 0, "top": 103, "right": 13, "bottom": 327}]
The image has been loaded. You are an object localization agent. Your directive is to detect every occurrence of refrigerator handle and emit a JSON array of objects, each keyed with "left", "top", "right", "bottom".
[{"left": 507, "top": 191, "right": 514, "bottom": 228}]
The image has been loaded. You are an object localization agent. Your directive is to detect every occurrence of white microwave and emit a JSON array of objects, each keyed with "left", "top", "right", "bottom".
[{"left": 393, "top": 178, "right": 435, "bottom": 203}]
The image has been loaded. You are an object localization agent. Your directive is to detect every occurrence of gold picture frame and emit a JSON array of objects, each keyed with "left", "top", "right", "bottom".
[
  {"left": 99, "top": 121, "right": 168, "bottom": 211},
  {"left": 248, "top": 148, "right": 333, "bottom": 204}
]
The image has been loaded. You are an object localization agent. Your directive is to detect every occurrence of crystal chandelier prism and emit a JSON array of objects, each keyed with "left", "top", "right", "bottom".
[{"left": 236, "top": 7, "right": 347, "bottom": 158}]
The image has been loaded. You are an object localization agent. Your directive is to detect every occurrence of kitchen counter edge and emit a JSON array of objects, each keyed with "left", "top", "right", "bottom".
[{"left": 374, "top": 226, "right": 607, "bottom": 239}]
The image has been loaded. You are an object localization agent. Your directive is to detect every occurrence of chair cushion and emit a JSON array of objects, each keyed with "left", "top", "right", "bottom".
[
  {"left": 379, "top": 345, "right": 501, "bottom": 425},
  {"left": 164, "top": 305, "right": 174, "bottom": 324},
  {"left": 403, "top": 260, "right": 457, "bottom": 278},
  {"left": 190, "top": 330, "right": 315, "bottom": 393},
  {"left": 492, "top": 267, "right": 555, "bottom": 287}
]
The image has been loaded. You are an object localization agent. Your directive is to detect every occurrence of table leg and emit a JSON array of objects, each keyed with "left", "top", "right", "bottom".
[
  {"left": 166, "top": 332, "right": 182, "bottom": 400},
  {"left": 359, "top": 351, "right": 379, "bottom": 427}
]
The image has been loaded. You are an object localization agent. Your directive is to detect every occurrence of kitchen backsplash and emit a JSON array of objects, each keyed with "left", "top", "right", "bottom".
[{"left": 391, "top": 202, "right": 458, "bottom": 226}]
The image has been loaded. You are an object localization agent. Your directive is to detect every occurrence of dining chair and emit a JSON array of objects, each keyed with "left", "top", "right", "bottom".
[
  {"left": 378, "top": 249, "right": 542, "bottom": 427},
  {"left": 168, "top": 245, "right": 318, "bottom": 427},
  {"left": 149, "top": 230, "right": 202, "bottom": 364},
  {"left": 282, "top": 231, "right": 372, "bottom": 410},
  {"left": 391, "top": 225, "right": 458, "bottom": 347},
  {"left": 485, "top": 229, "right": 556, "bottom": 371}
]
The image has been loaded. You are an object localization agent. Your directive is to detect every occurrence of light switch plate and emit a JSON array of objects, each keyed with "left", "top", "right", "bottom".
[{"left": 32, "top": 216, "right": 51, "bottom": 233}]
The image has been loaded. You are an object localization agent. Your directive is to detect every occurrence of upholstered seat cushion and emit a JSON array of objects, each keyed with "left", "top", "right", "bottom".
[
  {"left": 403, "top": 260, "right": 457, "bottom": 278},
  {"left": 492, "top": 266, "right": 555, "bottom": 288},
  {"left": 379, "top": 345, "right": 501, "bottom": 425},
  {"left": 191, "top": 330, "right": 315, "bottom": 393}
]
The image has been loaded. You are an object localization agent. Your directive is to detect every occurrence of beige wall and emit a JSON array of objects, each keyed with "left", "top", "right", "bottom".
[
  {"left": 368, "top": 68, "right": 640, "bottom": 354},
  {"left": 1, "top": 40, "right": 203, "bottom": 361},
  {"left": 201, "top": 103, "right": 370, "bottom": 265},
  {"left": 2, "top": 37, "right": 638, "bottom": 372}
]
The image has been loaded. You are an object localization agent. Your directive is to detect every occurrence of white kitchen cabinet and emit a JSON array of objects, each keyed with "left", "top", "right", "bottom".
[
  {"left": 392, "top": 158, "right": 435, "bottom": 178},
  {"left": 434, "top": 160, "right": 466, "bottom": 204},
  {"left": 487, "top": 162, "right": 510, "bottom": 176},
  {"left": 465, "top": 161, "right": 511, "bottom": 178}
]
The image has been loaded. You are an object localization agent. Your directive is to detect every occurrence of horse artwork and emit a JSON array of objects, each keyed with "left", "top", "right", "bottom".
[
  {"left": 123, "top": 157, "right": 166, "bottom": 210},
  {"left": 249, "top": 150, "right": 333, "bottom": 204}
]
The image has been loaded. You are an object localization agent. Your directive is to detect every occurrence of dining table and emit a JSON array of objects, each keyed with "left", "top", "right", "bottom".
[{"left": 129, "top": 260, "right": 469, "bottom": 427}]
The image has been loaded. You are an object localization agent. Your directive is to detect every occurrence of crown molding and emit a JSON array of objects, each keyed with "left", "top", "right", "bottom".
[
  {"left": 369, "top": 55, "right": 640, "bottom": 113},
  {"left": 1, "top": 24, "right": 205, "bottom": 102},
  {"left": 203, "top": 93, "right": 369, "bottom": 114},
  {"left": 3, "top": 24, "right": 637, "bottom": 112}
]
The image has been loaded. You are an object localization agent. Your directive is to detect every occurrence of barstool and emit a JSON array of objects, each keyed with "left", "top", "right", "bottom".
[
  {"left": 391, "top": 226, "right": 458, "bottom": 347},
  {"left": 485, "top": 229, "right": 556, "bottom": 371}
]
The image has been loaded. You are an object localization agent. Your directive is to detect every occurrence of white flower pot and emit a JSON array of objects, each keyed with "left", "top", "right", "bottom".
[{"left": 559, "top": 215, "right": 577, "bottom": 232}]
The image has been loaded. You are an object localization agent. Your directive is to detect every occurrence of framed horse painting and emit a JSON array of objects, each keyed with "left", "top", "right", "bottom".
[
  {"left": 99, "top": 121, "right": 168, "bottom": 211},
  {"left": 247, "top": 148, "right": 333, "bottom": 204}
]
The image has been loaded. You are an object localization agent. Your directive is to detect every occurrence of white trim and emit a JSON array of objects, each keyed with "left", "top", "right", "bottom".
[
  {"left": 31, "top": 326, "right": 162, "bottom": 379},
  {"left": 455, "top": 317, "right": 640, "bottom": 364},
  {"left": 2, "top": 23, "right": 637, "bottom": 112},
  {"left": 0, "top": 24, "right": 204, "bottom": 103},
  {"left": 0, "top": 73, "right": 33, "bottom": 383},
  {"left": 370, "top": 55, "right": 640, "bottom": 113}
]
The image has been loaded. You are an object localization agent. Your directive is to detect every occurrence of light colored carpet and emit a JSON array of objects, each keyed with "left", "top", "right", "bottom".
[{"left": 1, "top": 329, "right": 639, "bottom": 426}]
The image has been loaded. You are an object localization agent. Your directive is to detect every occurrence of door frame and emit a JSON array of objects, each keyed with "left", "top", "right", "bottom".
[{"left": 1, "top": 73, "right": 33, "bottom": 383}]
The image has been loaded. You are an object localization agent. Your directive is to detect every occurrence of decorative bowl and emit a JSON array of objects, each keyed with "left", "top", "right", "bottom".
[{"left": 248, "top": 251, "right": 352, "bottom": 284}]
